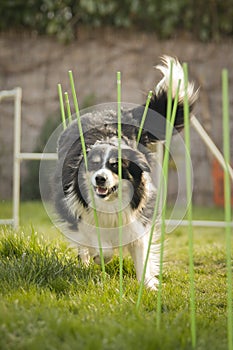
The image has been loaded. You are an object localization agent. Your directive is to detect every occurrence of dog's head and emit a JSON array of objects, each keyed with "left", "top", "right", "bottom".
[
  {"left": 63, "top": 139, "right": 151, "bottom": 213},
  {"left": 88, "top": 142, "right": 150, "bottom": 208}
]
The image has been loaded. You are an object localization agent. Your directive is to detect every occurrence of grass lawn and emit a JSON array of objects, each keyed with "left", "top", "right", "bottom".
[{"left": 0, "top": 201, "right": 232, "bottom": 350}]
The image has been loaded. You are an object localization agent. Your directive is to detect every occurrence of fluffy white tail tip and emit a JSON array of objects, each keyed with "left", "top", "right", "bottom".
[{"left": 155, "top": 55, "right": 198, "bottom": 104}]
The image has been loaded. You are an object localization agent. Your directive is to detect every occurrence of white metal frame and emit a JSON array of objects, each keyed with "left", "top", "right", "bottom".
[
  {"left": 0, "top": 88, "right": 57, "bottom": 228},
  {"left": 0, "top": 88, "right": 232, "bottom": 229},
  {"left": 191, "top": 116, "right": 233, "bottom": 182},
  {"left": 168, "top": 116, "right": 233, "bottom": 228},
  {"left": 0, "top": 88, "right": 22, "bottom": 227}
]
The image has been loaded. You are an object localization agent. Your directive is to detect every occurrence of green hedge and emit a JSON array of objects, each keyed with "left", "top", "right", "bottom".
[{"left": 0, "top": 0, "right": 232, "bottom": 41}]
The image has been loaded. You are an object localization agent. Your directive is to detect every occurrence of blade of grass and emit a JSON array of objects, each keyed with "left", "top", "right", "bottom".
[
  {"left": 58, "top": 84, "right": 67, "bottom": 130},
  {"left": 136, "top": 90, "right": 153, "bottom": 145},
  {"left": 64, "top": 92, "right": 72, "bottom": 125},
  {"left": 183, "top": 62, "right": 196, "bottom": 349},
  {"left": 117, "top": 71, "right": 123, "bottom": 301},
  {"left": 222, "top": 69, "right": 233, "bottom": 350},
  {"left": 68, "top": 70, "right": 105, "bottom": 277}
]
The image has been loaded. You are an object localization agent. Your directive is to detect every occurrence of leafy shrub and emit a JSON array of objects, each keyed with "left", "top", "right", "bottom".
[{"left": 0, "top": 0, "right": 232, "bottom": 41}]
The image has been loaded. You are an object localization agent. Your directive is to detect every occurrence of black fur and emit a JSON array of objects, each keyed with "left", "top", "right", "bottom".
[
  {"left": 51, "top": 56, "right": 198, "bottom": 291},
  {"left": 54, "top": 71, "right": 195, "bottom": 227}
]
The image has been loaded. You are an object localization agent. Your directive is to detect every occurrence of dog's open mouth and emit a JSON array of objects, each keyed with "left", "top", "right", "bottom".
[{"left": 94, "top": 185, "right": 118, "bottom": 198}]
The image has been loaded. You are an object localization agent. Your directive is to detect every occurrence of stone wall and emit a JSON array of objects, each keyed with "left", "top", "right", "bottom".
[{"left": 0, "top": 28, "right": 232, "bottom": 205}]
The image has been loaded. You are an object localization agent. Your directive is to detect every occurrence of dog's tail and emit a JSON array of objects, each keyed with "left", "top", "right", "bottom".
[{"left": 133, "top": 55, "right": 198, "bottom": 142}]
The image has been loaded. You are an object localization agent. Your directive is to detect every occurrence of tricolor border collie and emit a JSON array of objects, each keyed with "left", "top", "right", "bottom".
[{"left": 54, "top": 56, "right": 197, "bottom": 290}]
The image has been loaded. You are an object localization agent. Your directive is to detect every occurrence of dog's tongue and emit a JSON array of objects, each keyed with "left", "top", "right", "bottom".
[{"left": 96, "top": 187, "right": 108, "bottom": 195}]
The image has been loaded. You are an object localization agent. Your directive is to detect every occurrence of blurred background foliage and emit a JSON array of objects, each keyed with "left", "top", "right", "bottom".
[{"left": 0, "top": 0, "right": 232, "bottom": 42}]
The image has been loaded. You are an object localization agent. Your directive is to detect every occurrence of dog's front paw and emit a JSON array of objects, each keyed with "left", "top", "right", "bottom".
[
  {"left": 144, "top": 277, "right": 159, "bottom": 291},
  {"left": 93, "top": 254, "right": 113, "bottom": 265}
]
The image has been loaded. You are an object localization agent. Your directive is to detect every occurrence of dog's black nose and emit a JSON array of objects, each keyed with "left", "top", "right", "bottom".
[{"left": 95, "top": 174, "right": 107, "bottom": 186}]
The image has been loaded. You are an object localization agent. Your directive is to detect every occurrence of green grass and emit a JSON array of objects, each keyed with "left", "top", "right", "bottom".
[{"left": 0, "top": 201, "right": 232, "bottom": 350}]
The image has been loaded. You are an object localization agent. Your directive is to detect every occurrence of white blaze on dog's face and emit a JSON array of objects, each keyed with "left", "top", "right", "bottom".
[
  {"left": 92, "top": 167, "right": 118, "bottom": 199},
  {"left": 86, "top": 145, "right": 117, "bottom": 200},
  {"left": 84, "top": 142, "right": 150, "bottom": 212},
  {"left": 88, "top": 144, "right": 127, "bottom": 204}
]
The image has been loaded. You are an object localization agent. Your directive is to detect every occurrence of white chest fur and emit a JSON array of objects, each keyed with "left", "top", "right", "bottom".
[{"left": 65, "top": 206, "right": 150, "bottom": 250}]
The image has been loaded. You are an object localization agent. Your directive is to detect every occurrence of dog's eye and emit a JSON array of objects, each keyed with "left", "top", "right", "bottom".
[
  {"left": 109, "top": 158, "right": 118, "bottom": 169},
  {"left": 89, "top": 155, "right": 101, "bottom": 164},
  {"left": 111, "top": 162, "right": 118, "bottom": 169},
  {"left": 88, "top": 155, "right": 102, "bottom": 170}
]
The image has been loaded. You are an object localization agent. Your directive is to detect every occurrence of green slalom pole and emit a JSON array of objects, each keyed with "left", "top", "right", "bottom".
[
  {"left": 183, "top": 63, "right": 196, "bottom": 349},
  {"left": 222, "top": 69, "right": 233, "bottom": 350},
  {"left": 68, "top": 70, "right": 106, "bottom": 278},
  {"left": 58, "top": 84, "right": 67, "bottom": 130},
  {"left": 117, "top": 71, "right": 123, "bottom": 302}
]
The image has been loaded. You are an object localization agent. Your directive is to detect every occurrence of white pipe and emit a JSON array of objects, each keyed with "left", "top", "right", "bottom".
[
  {"left": 0, "top": 90, "right": 17, "bottom": 100},
  {"left": 12, "top": 87, "right": 22, "bottom": 229},
  {"left": 0, "top": 219, "right": 14, "bottom": 225},
  {"left": 166, "top": 219, "right": 233, "bottom": 228},
  {"left": 18, "top": 153, "right": 58, "bottom": 160},
  {"left": 191, "top": 115, "right": 233, "bottom": 182},
  {"left": 0, "top": 88, "right": 57, "bottom": 229},
  {"left": 0, "top": 88, "right": 22, "bottom": 229}
]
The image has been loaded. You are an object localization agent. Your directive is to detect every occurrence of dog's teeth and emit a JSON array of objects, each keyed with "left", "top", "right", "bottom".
[
  {"left": 96, "top": 187, "right": 108, "bottom": 195},
  {"left": 95, "top": 185, "right": 118, "bottom": 197}
]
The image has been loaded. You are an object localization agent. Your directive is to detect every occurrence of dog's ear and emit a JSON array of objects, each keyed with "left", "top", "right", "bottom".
[
  {"left": 61, "top": 143, "right": 89, "bottom": 208},
  {"left": 133, "top": 152, "right": 151, "bottom": 173},
  {"left": 124, "top": 149, "right": 150, "bottom": 174}
]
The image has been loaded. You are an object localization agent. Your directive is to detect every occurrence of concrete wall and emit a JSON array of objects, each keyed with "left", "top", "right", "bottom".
[{"left": 0, "top": 28, "right": 232, "bottom": 204}]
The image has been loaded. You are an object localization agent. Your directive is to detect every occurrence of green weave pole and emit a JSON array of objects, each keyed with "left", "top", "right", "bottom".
[
  {"left": 68, "top": 70, "right": 106, "bottom": 277},
  {"left": 117, "top": 71, "right": 123, "bottom": 301},
  {"left": 156, "top": 60, "right": 174, "bottom": 328},
  {"left": 183, "top": 63, "right": 196, "bottom": 349},
  {"left": 136, "top": 90, "right": 153, "bottom": 145},
  {"left": 136, "top": 63, "right": 181, "bottom": 312},
  {"left": 58, "top": 84, "right": 67, "bottom": 130},
  {"left": 222, "top": 69, "right": 233, "bottom": 350},
  {"left": 64, "top": 92, "right": 72, "bottom": 125}
]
